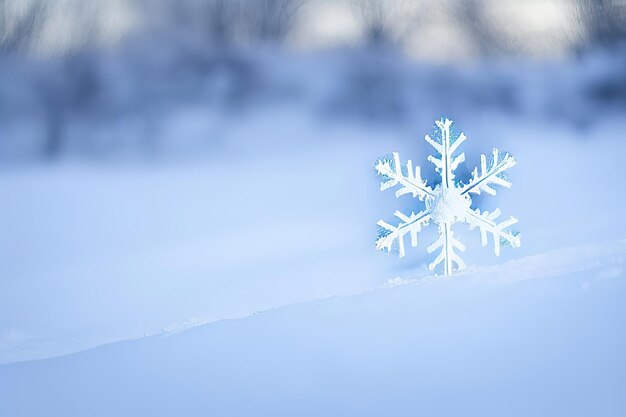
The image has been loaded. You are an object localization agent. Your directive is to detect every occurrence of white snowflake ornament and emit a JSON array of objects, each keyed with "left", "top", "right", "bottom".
[{"left": 375, "top": 117, "right": 521, "bottom": 276}]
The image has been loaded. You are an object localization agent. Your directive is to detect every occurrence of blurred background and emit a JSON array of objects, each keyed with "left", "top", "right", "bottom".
[{"left": 1, "top": 0, "right": 626, "bottom": 363}]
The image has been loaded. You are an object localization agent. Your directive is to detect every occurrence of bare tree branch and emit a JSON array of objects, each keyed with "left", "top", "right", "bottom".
[
  {"left": 0, "top": 0, "right": 48, "bottom": 54},
  {"left": 573, "top": 0, "right": 626, "bottom": 49},
  {"left": 242, "top": 0, "right": 305, "bottom": 42},
  {"left": 454, "top": 0, "right": 517, "bottom": 57}
]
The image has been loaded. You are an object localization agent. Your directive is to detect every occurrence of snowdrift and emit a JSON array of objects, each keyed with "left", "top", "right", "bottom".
[{"left": 1, "top": 241, "right": 624, "bottom": 417}]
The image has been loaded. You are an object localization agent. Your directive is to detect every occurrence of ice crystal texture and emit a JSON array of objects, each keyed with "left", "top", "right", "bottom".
[{"left": 375, "top": 117, "right": 521, "bottom": 276}]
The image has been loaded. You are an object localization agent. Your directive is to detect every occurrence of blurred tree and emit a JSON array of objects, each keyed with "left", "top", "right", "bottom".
[
  {"left": 67, "top": 0, "right": 102, "bottom": 51},
  {"left": 242, "top": 0, "right": 304, "bottom": 42},
  {"left": 202, "top": 0, "right": 241, "bottom": 45},
  {"left": 574, "top": 0, "right": 626, "bottom": 48},
  {"left": 453, "top": 0, "right": 517, "bottom": 57},
  {"left": 155, "top": 0, "right": 303, "bottom": 45},
  {"left": 573, "top": 1, "right": 626, "bottom": 111},
  {"left": 352, "top": 0, "right": 412, "bottom": 48},
  {"left": 38, "top": 51, "right": 102, "bottom": 159},
  {"left": 23, "top": 0, "right": 103, "bottom": 159},
  {"left": 0, "top": 0, "right": 47, "bottom": 54},
  {"left": 353, "top": 0, "right": 392, "bottom": 47}
]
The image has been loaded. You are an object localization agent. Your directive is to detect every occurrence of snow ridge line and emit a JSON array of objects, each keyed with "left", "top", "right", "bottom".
[
  {"left": 383, "top": 239, "right": 626, "bottom": 288},
  {"left": 4, "top": 240, "right": 623, "bottom": 366}
]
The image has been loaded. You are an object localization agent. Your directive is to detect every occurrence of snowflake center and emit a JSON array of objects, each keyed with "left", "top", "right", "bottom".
[{"left": 428, "top": 185, "right": 471, "bottom": 225}]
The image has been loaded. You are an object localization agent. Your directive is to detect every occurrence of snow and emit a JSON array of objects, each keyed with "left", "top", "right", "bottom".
[
  {"left": 0, "top": 129, "right": 387, "bottom": 363},
  {"left": 0, "top": 239, "right": 624, "bottom": 417}
]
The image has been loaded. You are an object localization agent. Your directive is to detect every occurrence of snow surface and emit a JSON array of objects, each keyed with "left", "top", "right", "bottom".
[{"left": 0, "top": 240, "right": 624, "bottom": 416}]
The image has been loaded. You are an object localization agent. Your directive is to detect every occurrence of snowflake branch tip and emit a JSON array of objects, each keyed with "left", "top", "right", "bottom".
[
  {"left": 462, "top": 148, "right": 516, "bottom": 196},
  {"left": 424, "top": 118, "right": 467, "bottom": 187},
  {"left": 465, "top": 208, "right": 521, "bottom": 256},
  {"left": 375, "top": 152, "right": 433, "bottom": 200},
  {"left": 427, "top": 224, "right": 467, "bottom": 274},
  {"left": 375, "top": 210, "right": 430, "bottom": 258}
]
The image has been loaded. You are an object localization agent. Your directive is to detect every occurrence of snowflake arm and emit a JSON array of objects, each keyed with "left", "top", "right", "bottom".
[
  {"left": 425, "top": 118, "right": 466, "bottom": 189},
  {"left": 427, "top": 222, "right": 466, "bottom": 275},
  {"left": 375, "top": 152, "right": 434, "bottom": 200},
  {"left": 461, "top": 148, "right": 516, "bottom": 196},
  {"left": 376, "top": 209, "right": 431, "bottom": 257},
  {"left": 465, "top": 208, "right": 521, "bottom": 256}
]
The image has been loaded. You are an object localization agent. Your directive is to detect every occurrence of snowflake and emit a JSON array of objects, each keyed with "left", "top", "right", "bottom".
[{"left": 375, "top": 117, "right": 521, "bottom": 276}]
